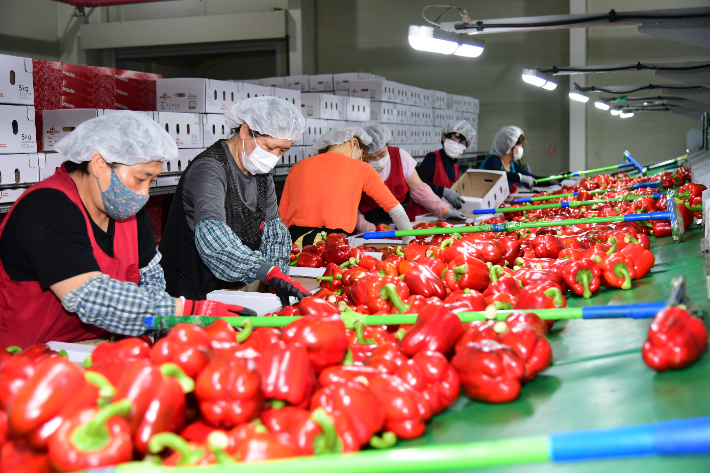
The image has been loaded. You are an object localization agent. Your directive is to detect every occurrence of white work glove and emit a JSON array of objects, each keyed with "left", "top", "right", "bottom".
[
  {"left": 442, "top": 188, "right": 465, "bottom": 209},
  {"left": 387, "top": 204, "right": 414, "bottom": 244},
  {"left": 443, "top": 208, "right": 467, "bottom": 221},
  {"left": 518, "top": 174, "right": 536, "bottom": 188}
]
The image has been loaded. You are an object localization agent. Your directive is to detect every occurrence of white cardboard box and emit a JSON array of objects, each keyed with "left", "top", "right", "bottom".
[
  {"left": 300, "top": 93, "right": 345, "bottom": 120},
  {"left": 370, "top": 101, "right": 396, "bottom": 123},
  {"left": 240, "top": 83, "right": 272, "bottom": 99},
  {"left": 450, "top": 169, "right": 509, "bottom": 213},
  {"left": 155, "top": 148, "right": 203, "bottom": 187},
  {"left": 272, "top": 87, "right": 302, "bottom": 110},
  {"left": 462, "top": 112, "right": 478, "bottom": 129},
  {"left": 419, "top": 107, "right": 434, "bottom": 126},
  {"left": 334, "top": 91, "right": 349, "bottom": 97},
  {"left": 429, "top": 90, "right": 448, "bottom": 109},
  {"left": 324, "top": 120, "right": 345, "bottom": 132},
  {"left": 0, "top": 55, "right": 33, "bottom": 106},
  {"left": 349, "top": 80, "right": 399, "bottom": 103},
  {"left": 275, "top": 146, "right": 304, "bottom": 177},
  {"left": 447, "top": 94, "right": 465, "bottom": 111},
  {"left": 408, "top": 86, "right": 425, "bottom": 107},
  {"left": 155, "top": 112, "right": 203, "bottom": 148},
  {"left": 394, "top": 104, "right": 409, "bottom": 124},
  {"left": 39, "top": 152, "right": 67, "bottom": 181},
  {"left": 345, "top": 96, "right": 370, "bottom": 122},
  {"left": 0, "top": 153, "right": 40, "bottom": 203},
  {"left": 462, "top": 96, "right": 480, "bottom": 113},
  {"left": 393, "top": 125, "right": 410, "bottom": 145},
  {"left": 421, "top": 89, "right": 432, "bottom": 108},
  {"left": 203, "top": 113, "right": 230, "bottom": 146},
  {"left": 156, "top": 78, "right": 242, "bottom": 113},
  {"left": 302, "top": 118, "right": 328, "bottom": 148},
  {"left": 0, "top": 105, "right": 36, "bottom": 154},
  {"left": 396, "top": 84, "right": 410, "bottom": 105},
  {"left": 434, "top": 109, "right": 456, "bottom": 127},
  {"left": 207, "top": 291, "right": 284, "bottom": 315},
  {"left": 261, "top": 77, "right": 286, "bottom": 88},
  {"left": 308, "top": 74, "right": 334, "bottom": 92},
  {"left": 103, "top": 109, "right": 154, "bottom": 118},
  {"left": 42, "top": 108, "right": 102, "bottom": 152},
  {"left": 334, "top": 73, "right": 373, "bottom": 91},
  {"left": 284, "top": 75, "right": 309, "bottom": 92},
  {"left": 408, "top": 106, "right": 423, "bottom": 125}
]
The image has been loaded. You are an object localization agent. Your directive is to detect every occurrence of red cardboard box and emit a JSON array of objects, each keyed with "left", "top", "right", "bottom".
[
  {"left": 115, "top": 69, "right": 160, "bottom": 111},
  {"left": 33, "top": 60, "right": 63, "bottom": 152},
  {"left": 62, "top": 64, "right": 115, "bottom": 109}
]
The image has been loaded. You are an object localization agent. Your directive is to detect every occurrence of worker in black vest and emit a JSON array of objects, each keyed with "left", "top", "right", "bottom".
[{"left": 160, "top": 97, "right": 310, "bottom": 305}]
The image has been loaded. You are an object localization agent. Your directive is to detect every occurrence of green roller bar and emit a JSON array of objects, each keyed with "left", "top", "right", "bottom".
[
  {"left": 476, "top": 192, "right": 665, "bottom": 215},
  {"left": 535, "top": 163, "right": 634, "bottom": 183},
  {"left": 511, "top": 182, "right": 660, "bottom": 203}
]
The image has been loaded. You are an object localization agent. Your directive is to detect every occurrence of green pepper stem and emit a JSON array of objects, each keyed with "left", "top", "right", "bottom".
[
  {"left": 369, "top": 431, "right": 397, "bottom": 449},
  {"left": 341, "top": 349, "right": 354, "bottom": 366},
  {"left": 543, "top": 287, "right": 565, "bottom": 308},
  {"left": 394, "top": 328, "right": 407, "bottom": 341},
  {"left": 5, "top": 346, "right": 21, "bottom": 354},
  {"left": 311, "top": 407, "right": 342, "bottom": 455},
  {"left": 492, "top": 301, "right": 513, "bottom": 311},
  {"left": 453, "top": 264, "right": 468, "bottom": 281},
  {"left": 490, "top": 265, "right": 505, "bottom": 283},
  {"left": 208, "top": 432, "right": 237, "bottom": 465},
  {"left": 84, "top": 371, "right": 116, "bottom": 406},
  {"left": 614, "top": 263, "right": 633, "bottom": 290},
  {"left": 439, "top": 238, "right": 454, "bottom": 250},
  {"left": 236, "top": 319, "right": 253, "bottom": 343},
  {"left": 159, "top": 363, "right": 195, "bottom": 393},
  {"left": 271, "top": 400, "right": 288, "bottom": 409},
  {"left": 575, "top": 269, "right": 593, "bottom": 299},
  {"left": 354, "top": 320, "right": 375, "bottom": 345},
  {"left": 70, "top": 399, "right": 131, "bottom": 453},
  {"left": 58, "top": 350, "right": 68, "bottom": 359},
  {"left": 606, "top": 236, "right": 617, "bottom": 254},
  {"left": 381, "top": 283, "right": 410, "bottom": 314},
  {"left": 82, "top": 355, "right": 93, "bottom": 369},
  {"left": 148, "top": 432, "right": 205, "bottom": 466},
  {"left": 396, "top": 246, "right": 405, "bottom": 257}
]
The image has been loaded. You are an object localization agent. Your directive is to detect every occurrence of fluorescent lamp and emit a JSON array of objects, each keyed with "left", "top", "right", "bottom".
[
  {"left": 569, "top": 92, "right": 589, "bottom": 103},
  {"left": 522, "top": 69, "right": 557, "bottom": 91},
  {"left": 595, "top": 101, "right": 610, "bottom": 110},
  {"left": 408, "top": 25, "right": 484, "bottom": 58},
  {"left": 620, "top": 112, "right": 634, "bottom": 118},
  {"left": 610, "top": 109, "right": 622, "bottom": 115}
]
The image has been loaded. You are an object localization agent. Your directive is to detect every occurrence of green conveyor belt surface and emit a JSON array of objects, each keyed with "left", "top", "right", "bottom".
[{"left": 395, "top": 226, "right": 710, "bottom": 472}]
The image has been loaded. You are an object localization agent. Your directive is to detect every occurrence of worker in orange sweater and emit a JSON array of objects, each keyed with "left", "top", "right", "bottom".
[{"left": 280, "top": 125, "right": 414, "bottom": 245}]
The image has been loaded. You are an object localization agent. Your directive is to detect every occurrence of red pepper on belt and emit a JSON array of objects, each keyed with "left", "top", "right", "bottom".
[
  {"left": 403, "top": 242, "right": 434, "bottom": 261},
  {"left": 363, "top": 342, "right": 408, "bottom": 374},
  {"left": 651, "top": 220, "right": 672, "bottom": 238},
  {"left": 324, "top": 241, "right": 352, "bottom": 265},
  {"left": 505, "top": 312, "right": 549, "bottom": 336},
  {"left": 443, "top": 256, "right": 490, "bottom": 293},
  {"left": 258, "top": 341, "right": 315, "bottom": 409},
  {"left": 195, "top": 357, "right": 262, "bottom": 428},
  {"left": 282, "top": 313, "right": 348, "bottom": 372},
  {"left": 367, "top": 276, "right": 410, "bottom": 314},
  {"left": 679, "top": 182, "right": 706, "bottom": 199},
  {"left": 456, "top": 238, "right": 504, "bottom": 266},
  {"left": 498, "top": 237, "right": 521, "bottom": 267},
  {"left": 87, "top": 338, "right": 150, "bottom": 369},
  {"left": 150, "top": 323, "right": 212, "bottom": 379},
  {"left": 514, "top": 282, "right": 566, "bottom": 310},
  {"left": 326, "top": 233, "right": 348, "bottom": 245},
  {"left": 317, "top": 263, "right": 344, "bottom": 291},
  {"left": 444, "top": 288, "right": 486, "bottom": 313},
  {"left": 510, "top": 268, "right": 564, "bottom": 289},
  {"left": 149, "top": 431, "right": 233, "bottom": 466},
  {"left": 451, "top": 340, "right": 526, "bottom": 404},
  {"left": 370, "top": 260, "right": 399, "bottom": 277},
  {"left": 642, "top": 306, "right": 708, "bottom": 371},
  {"left": 48, "top": 400, "right": 132, "bottom": 471},
  {"left": 498, "top": 324, "right": 552, "bottom": 382},
  {"left": 350, "top": 272, "right": 380, "bottom": 307},
  {"left": 399, "top": 304, "right": 465, "bottom": 358},
  {"left": 417, "top": 256, "right": 447, "bottom": 280},
  {"left": 403, "top": 264, "right": 446, "bottom": 299},
  {"left": 1, "top": 441, "right": 55, "bottom": 473},
  {"left": 530, "top": 235, "right": 564, "bottom": 259},
  {"left": 394, "top": 351, "right": 460, "bottom": 415},
  {"left": 562, "top": 258, "right": 601, "bottom": 299},
  {"left": 357, "top": 255, "right": 379, "bottom": 271},
  {"left": 260, "top": 407, "right": 321, "bottom": 456},
  {"left": 619, "top": 243, "right": 655, "bottom": 279},
  {"left": 599, "top": 253, "right": 636, "bottom": 290},
  {"left": 455, "top": 321, "right": 498, "bottom": 352},
  {"left": 297, "top": 251, "right": 323, "bottom": 268},
  {"left": 366, "top": 374, "right": 431, "bottom": 440},
  {"left": 297, "top": 296, "right": 339, "bottom": 316},
  {"left": 0, "top": 345, "right": 57, "bottom": 411},
  {"left": 239, "top": 328, "right": 281, "bottom": 353}
]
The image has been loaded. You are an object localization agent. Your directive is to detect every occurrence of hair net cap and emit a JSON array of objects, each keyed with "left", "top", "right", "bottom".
[
  {"left": 55, "top": 111, "right": 178, "bottom": 165},
  {"left": 490, "top": 126, "right": 524, "bottom": 157},
  {"left": 224, "top": 96, "right": 305, "bottom": 142},
  {"left": 364, "top": 124, "right": 393, "bottom": 153},
  {"left": 441, "top": 120, "right": 476, "bottom": 147},
  {"left": 311, "top": 125, "right": 372, "bottom": 154}
]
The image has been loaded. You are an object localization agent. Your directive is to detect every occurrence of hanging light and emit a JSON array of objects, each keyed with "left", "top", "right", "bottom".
[
  {"left": 569, "top": 92, "right": 590, "bottom": 103},
  {"left": 595, "top": 101, "right": 610, "bottom": 110},
  {"left": 522, "top": 69, "right": 557, "bottom": 90},
  {"left": 610, "top": 110, "right": 622, "bottom": 115},
  {"left": 620, "top": 112, "right": 634, "bottom": 118},
  {"left": 408, "top": 25, "right": 485, "bottom": 58}
]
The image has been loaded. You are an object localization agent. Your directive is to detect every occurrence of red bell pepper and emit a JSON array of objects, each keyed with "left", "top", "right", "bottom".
[
  {"left": 417, "top": 256, "right": 447, "bottom": 280},
  {"left": 324, "top": 241, "right": 351, "bottom": 265},
  {"left": 195, "top": 357, "right": 262, "bottom": 428},
  {"left": 451, "top": 340, "right": 526, "bottom": 404},
  {"left": 326, "top": 233, "right": 348, "bottom": 245},
  {"left": 394, "top": 351, "right": 460, "bottom": 415},
  {"left": 619, "top": 243, "right": 655, "bottom": 279},
  {"left": 282, "top": 313, "right": 348, "bottom": 372},
  {"left": 377, "top": 223, "right": 392, "bottom": 232},
  {"left": 149, "top": 431, "right": 233, "bottom": 466},
  {"left": 505, "top": 312, "right": 549, "bottom": 336},
  {"left": 370, "top": 260, "right": 399, "bottom": 277},
  {"left": 530, "top": 235, "right": 564, "bottom": 259},
  {"left": 444, "top": 288, "right": 486, "bottom": 313},
  {"left": 349, "top": 272, "right": 380, "bottom": 307},
  {"left": 443, "top": 257, "right": 490, "bottom": 293},
  {"left": 297, "top": 251, "right": 323, "bottom": 268},
  {"left": 347, "top": 323, "right": 395, "bottom": 347},
  {"left": 317, "top": 263, "right": 344, "bottom": 291},
  {"left": 238, "top": 327, "right": 282, "bottom": 353},
  {"left": 679, "top": 182, "right": 706, "bottom": 199},
  {"left": 363, "top": 342, "right": 408, "bottom": 374},
  {"left": 562, "top": 258, "right": 601, "bottom": 299},
  {"left": 0, "top": 345, "right": 59, "bottom": 411},
  {"left": 651, "top": 220, "right": 672, "bottom": 238},
  {"left": 456, "top": 238, "right": 504, "bottom": 265},
  {"left": 231, "top": 424, "right": 302, "bottom": 462},
  {"left": 454, "top": 320, "right": 499, "bottom": 352},
  {"left": 510, "top": 268, "right": 564, "bottom": 289},
  {"left": 399, "top": 304, "right": 465, "bottom": 358},
  {"left": 367, "top": 373, "right": 432, "bottom": 440},
  {"left": 297, "top": 296, "right": 339, "bottom": 316},
  {"left": 558, "top": 247, "right": 586, "bottom": 262},
  {"left": 260, "top": 407, "right": 321, "bottom": 456},
  {"left": 0, "top": 441, "right": 55, "bottom": 473},
  {"left": 642, "top": 306, "right": 708, "bottom": 371},
  {"left": 499, "top": 324, "right": 552, "bottom": 382},
  {"left": 203, "top": 319, "right": 248, "bottom": 355},
  {"left": 514, "top": 282, "right": 566, "bottom": 310},
  {"left": 498, "top": 237, "right": 521, "bottom": 267},
  {"left": 403, "top": 264, "right": 446, "bottom": 299},
  {"left": 48, "top": 400, "right": 132, "bottom": 471},
  {"left": 367, "top": 276, "right": 410, "bottom": 314},
  {"left": 258, "top": 340, "right": 315, "bottom": 409},
  {"left": 599, "top": 253, "right": 636, "bottom": 290},
  {"left": 150, "top": 323, "right": 212, "bottom": 379},
  {"left": 87, "top": 337, "right": 150, "bottom": 369}
]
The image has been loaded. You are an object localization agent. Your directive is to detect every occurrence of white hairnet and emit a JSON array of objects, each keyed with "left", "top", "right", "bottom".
[
  {"left": 364, "top": 124, "right": 393, "bottom": 153},
  {"left": 224, "top": 96, "right": 304, "bottom": 141},
  {"left": 441, "top": 120, "right": 476, "bottom": 147},
  {"left": 490, "top": 126, "right": 524, "bottom": 157},
  {"left": 55, "top": 111, "right": 178, "bottom": 164},
  {"left": 312, "top": 125, "right": 372, "bottom": 154}
]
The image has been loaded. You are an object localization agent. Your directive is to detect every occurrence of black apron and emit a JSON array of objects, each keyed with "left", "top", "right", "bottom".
[{"left": 159, "top": 140, "right": 268, "bottom": 300}]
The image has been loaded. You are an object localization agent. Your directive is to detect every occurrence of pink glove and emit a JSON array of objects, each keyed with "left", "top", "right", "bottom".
[
  {"left": 410, "top": 182, "right": 449, "bottom": 218},
  {"left": 182, "top": 299, "right": 257, "bottom": 317}
]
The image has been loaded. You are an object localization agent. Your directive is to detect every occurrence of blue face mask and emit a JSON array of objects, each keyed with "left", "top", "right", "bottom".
[{"left": 98, "top": 169, "right": 149, "bottom": 220}]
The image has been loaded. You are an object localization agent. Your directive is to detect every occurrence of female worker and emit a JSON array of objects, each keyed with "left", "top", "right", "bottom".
[
  {"left": 0, "top": 112, "right": 251, "bottom": 348},
  {"left": 280, "top": 125, "right": 414, "bottom": 244},
  {"left": 413, "top": 120, "right": 476, "bottom": 218},
  {"left": 480, "top": 125, "right": 538, "bottom": 192},
  {"left": 160, "top": 97, "right": 311, "bottom": 305},
  {"left": 357, "top": 123, "right": 466, "bottom": 232}
]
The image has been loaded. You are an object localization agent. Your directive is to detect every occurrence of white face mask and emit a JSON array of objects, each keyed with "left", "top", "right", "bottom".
[
  {"left": 443, "top": 139, "right": 466, "bottom": 159},
  {"left": 242, "top": 132, "right": 279, "bottom": 175},
  {"left": 369, "top": 152, "right": 390, "bottom": 171},
  {"left": 513, "top": 145, "right": 523, "bottom": 161}
]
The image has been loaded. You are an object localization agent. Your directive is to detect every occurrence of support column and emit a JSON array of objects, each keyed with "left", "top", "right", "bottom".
[
  {"left": 288, "top": 0, "right": 315, "bottom": 75},
  {"left": 569, "top": 0, "right": 587, "bottom": 172}
]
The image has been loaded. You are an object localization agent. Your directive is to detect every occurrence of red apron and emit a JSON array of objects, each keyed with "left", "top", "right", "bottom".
[
  {"left": 0, "top": 164, "right": 140, "bottom": 348},
  {"left": 359, "top": 146, "right": 409, "bottom": 214},
  {"left": 407, "top": 150, "right": 459, "bottom": 220}
]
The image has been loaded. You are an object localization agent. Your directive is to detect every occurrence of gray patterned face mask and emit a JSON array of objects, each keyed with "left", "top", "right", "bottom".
[{"left": 98, "top": 170, "right": 149, "bottom": 220}]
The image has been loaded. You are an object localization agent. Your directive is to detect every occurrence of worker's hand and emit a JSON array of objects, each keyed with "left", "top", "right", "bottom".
[
  {"left": 182, "top": 299, "right": 257, "bottom": 317},
  {"left": 518, "top": 174, "right": 536, "bottom": 188},
  {"left": 444, "top": 208, "right": 467, "bottom": 221},
  {"left": 265, "top": 267, "right": 312, "bottom": 307},
  {"left": 442, "top": 188, "right": 465, "bottom": 209}
]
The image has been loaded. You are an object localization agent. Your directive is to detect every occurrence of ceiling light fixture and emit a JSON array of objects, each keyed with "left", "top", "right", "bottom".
[
  {"left": 408, "top": 25, "right": 485, "bottom": 57},
  {"left": 522, "top": 69, "right": 557, "bottom": 90},
  {"left": 620, "top": 112, "right": 634, "bottom": 118},
  {"left": 595, "top": 101, "right": 611, "bottom": 110},
  {"left": 610, "top": 110, "right": 622, "bottom": 115},
  {"left": 569, "top": 92, "right": 590, "bottom": 103}
]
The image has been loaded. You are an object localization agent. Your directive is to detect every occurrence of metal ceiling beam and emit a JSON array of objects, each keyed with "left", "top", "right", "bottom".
[
  {"left": 537, "top": 60, "right": 710, "bottom": 76},
  {"left": 639, "top": 17, "right": 710, "bottom": 49}
]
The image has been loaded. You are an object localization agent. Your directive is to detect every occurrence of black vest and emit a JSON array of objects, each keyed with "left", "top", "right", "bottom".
[{"left": 159, "top": 140, "right": 268, "bottom": 299}]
